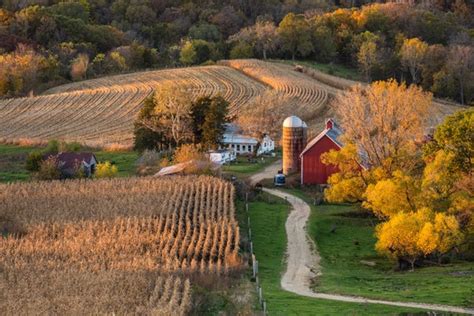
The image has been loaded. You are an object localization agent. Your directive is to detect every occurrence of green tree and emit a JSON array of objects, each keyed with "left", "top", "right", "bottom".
[
  {"left": 277, "top": 13, "right": 313, "bottom": 60},
  {"left": 424, "top": 109, "right": 473, "bottom": 174},
  {"left": 201, "top": 96, "right": 229, "bottom": 150},
  {"left": 229, "top": 42, "right": 253, "bottom": 59}
]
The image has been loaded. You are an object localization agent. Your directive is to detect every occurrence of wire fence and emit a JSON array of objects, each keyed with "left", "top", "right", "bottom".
[{"left": 245, "top": 192, "right": 267, "bottom": 315}]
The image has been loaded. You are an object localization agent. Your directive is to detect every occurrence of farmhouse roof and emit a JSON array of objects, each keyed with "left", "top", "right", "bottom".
[
  {"left": 300, "top": 119, "right": 343, "bottom": 157},
  {"left": 45, "top": 152, "right": 96, "bottom": 169},
  {"left": 222, "top": 133, "right": 259, "bottom": 145}
]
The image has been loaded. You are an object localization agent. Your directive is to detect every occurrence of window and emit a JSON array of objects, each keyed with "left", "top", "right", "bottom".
[
  {"left": 248, "top": 146, "right": 252, "bottom": 152},
  {"left": 237, "top": 145, "right": 240, "bottom": 151}
]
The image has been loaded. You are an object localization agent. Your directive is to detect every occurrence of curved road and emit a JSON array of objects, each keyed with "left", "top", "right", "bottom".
[{"left": 251, "top": 162, "right": 474, "bottom": 314}]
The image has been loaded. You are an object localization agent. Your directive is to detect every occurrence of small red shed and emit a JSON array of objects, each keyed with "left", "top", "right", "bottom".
[{"left": 300, "top": 119, "right": 342, "bottom": 185}]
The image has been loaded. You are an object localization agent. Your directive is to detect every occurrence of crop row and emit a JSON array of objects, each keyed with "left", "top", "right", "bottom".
[{"left": 0, "top": 66, "right": 266, "bottom": 148}]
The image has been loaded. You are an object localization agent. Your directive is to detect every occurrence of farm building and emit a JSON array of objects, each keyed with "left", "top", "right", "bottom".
[
  {"left": 209, "top": 149, "right": 236, "bottom": 165},
  {"left": 221, "top": 124, "right": 275, "bottom": 156},
  {"left": 300, "top": 119, "right": 343, "bottom": 185},
  {"left": 46, "top": 152, "right": 97, "bottom": 177},
  {"left": 154, "top": 160, "right": 219, "bottom": 177},
  {"left": 282, "top": 116, "right": 307, "bottom": 175}
]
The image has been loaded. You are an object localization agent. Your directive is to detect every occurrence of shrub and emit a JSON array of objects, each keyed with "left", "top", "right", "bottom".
[
  {"left": 95, "top": 161, "right": 118, "bottom": 178},
  {"left": 36, "top": 157, "right": 61, "bottom": 181},
  {"left": 26, "top": 150, "right": 44, "bottom": 172}
]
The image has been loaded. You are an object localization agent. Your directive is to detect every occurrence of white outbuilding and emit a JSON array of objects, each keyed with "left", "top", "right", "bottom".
[{"left": 209, "top": 149, "right": 236, "bottom": 165}]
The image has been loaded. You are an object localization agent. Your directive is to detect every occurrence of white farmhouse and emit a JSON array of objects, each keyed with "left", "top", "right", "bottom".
[{"left": 221, "top": 124, "right": 275, "bottom": 156}]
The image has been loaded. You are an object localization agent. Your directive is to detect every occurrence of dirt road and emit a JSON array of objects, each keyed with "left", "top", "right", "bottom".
[
  {"left": 250, "top": 164, "right": 474, "bottom": 314},
  {"left": 248, "top": 160, "right": 282, "bottom": 186}
]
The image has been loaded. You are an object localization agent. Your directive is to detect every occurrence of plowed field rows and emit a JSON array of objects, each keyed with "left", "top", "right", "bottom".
[
  {"left": 0, "top": 66, "right": 266, "bottom": 148},
  {"left": 0, "top": 59, "right": 461, "bottom": 148}
]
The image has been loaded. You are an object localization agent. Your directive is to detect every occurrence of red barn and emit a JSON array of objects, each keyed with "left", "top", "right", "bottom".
[{"left": 300, "top": 119, "right": 343, "bottom": 185}]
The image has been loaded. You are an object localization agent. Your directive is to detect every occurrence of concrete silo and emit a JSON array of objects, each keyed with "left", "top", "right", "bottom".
[{"left": 282, "top": 116, "right": 307, "bottom": 175}]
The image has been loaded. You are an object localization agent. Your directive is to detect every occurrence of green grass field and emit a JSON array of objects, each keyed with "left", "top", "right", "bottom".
[
  {"left": 0, "top": 144, "right": 36, "bottom": 182},
  {"left": 0, "top": 144, "right": 139, "bottom": 182},
  {"left": 307, "top": 202, "right": 474, "bottom": 307},
  {"left": 276, "top": 59, "right": 362, "bottom": 81},
  {"left": 246, "top": 193, "right": 424, "bottom": 315},
  {"left": 223, "top": 155, "right": 279, "bottom": 177}
]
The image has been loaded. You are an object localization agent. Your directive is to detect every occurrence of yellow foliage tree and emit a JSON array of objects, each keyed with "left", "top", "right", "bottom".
[
  {"left": 322, "top": 143, "right": 389, "bottom": 203},
  {"left": 95, "top": 161, "right": 118, "bottom": 178},
  {"left": 399, "top": 38, "right": 429, "bottom": 83},
  {"left": 364, "top": 170, "right": 421, "bottom": 219},
  {"left": 377, "top": 208, "right": 463, "bottom": 269},
  {"left": 321, "top": 144, "right": 369, "bottom": 203},
  {"left": 375, "top": 208, "right": 431, "bottom": 270}
]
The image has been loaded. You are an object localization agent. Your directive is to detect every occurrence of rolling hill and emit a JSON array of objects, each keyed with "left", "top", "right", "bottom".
[{"left": 0, "top": 59, "right": 462, "bottom": 149}]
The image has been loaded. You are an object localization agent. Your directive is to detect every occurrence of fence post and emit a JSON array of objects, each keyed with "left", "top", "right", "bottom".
[
  {"left": 258, "top": 287, "right": 263, "bottom": 305},
  {"left": 250, "top": 241, "right": 253, "bottom": 255},
  {"left": 252, "top": 254, "right": 256, "bottom": 278},
  {"left": 263, "top": 300, "right": 267, "bottom": 314}
]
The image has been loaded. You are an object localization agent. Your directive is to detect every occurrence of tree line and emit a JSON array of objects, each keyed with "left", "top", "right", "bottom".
[{"left": 1, "top": 1, "right": 472, "bottom": 103}]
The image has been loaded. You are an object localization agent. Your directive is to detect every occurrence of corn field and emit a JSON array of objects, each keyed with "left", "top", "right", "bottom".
[{"left": 0, "top": 176, "right": 239, "bottom": 314}]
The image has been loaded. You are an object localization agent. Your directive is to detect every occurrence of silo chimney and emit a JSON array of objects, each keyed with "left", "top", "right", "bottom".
[{"left": 282, "top": 116, "right": 306, "bottom": 175}]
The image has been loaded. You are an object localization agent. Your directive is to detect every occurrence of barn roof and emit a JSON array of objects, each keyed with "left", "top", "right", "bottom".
[
  {"left": 300, "top": 119, "right": 343, "bottom": 157},
  {"left": 44, "top": 152, "right": 96, "bottom": 169}
]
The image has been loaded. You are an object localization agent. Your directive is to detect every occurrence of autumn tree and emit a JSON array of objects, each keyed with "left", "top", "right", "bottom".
[
  {"left": 321, "top": 143, "right": 372, "bottom": 203},
  {"left": 138, "top": 83, "right": 192, "bottom": 146},
  {"left": 237, "top": 90, "right": 297, "bottom": 140},
  {"left": 364, "top": 170, "right": 421, "bottom": 219},
  {"left": 277, "top": 13, "right": 313, "bottom": 60},
  {"left": 357, "top": 35, "right": 380, "bottom": 82},
  {"left": 424, "top": 109, "right": 473, "bottom": 175},
  {"left": 375, "top": 208, "right": 430, "bottom": 270},
  {"left": 445, "top": 45, "right": 474, "bottom": 105},
  {"left": 400, "top": 38, "right": 428, "bottom": 84},
  {"left": 377, "top": 208, "right": 463, "bottom": 269},
  {"left": 173, "top": 143, "right": 214, "bottom": 175},
  {"left": 229, "top": 21, "right": 279, "bottom": 59},
  {"left": 70, "top": 53, "right": 89, "bottom": 81},
  {"left": 334, "top": 80, "right": 432, "bottom": 173}
]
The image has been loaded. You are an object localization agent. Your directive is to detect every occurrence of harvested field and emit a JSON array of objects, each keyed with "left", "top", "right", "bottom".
[
  {"left": 0, "top": 60, "right": 463, "bottom": 148},
  {"left": 0, "top": 176, "right": 240, "bottom": 314},
  {"left": 221, "top": 59, "right": 331, "bottom": 112},
  {"left": 0, "top": 66, "right": 266, "bottom": 149}
]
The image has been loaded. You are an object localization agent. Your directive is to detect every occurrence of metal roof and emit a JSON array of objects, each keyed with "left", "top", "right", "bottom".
[
  {"left": 283, "top": 116, "right": 304, "bottom": 128},
  {"left": 222, "top": 133, "right": 259, "bottom": 145},
  {"left": 300, "top": 119, "right": 343, "bottom": 156}
]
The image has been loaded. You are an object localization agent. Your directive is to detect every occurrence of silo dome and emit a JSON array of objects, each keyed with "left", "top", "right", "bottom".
[{"left": 283, "top": 116, "right": 303, "bottom": 128}]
